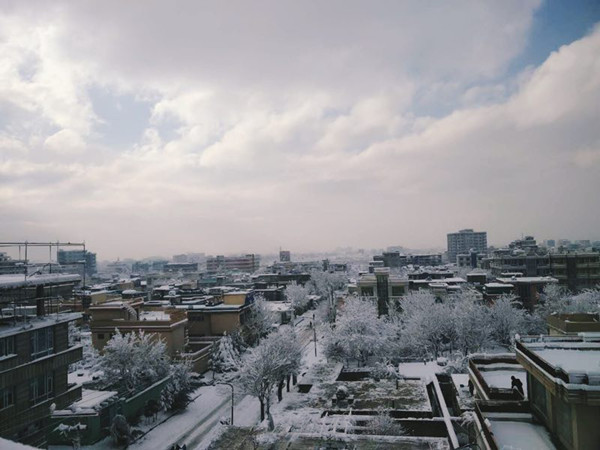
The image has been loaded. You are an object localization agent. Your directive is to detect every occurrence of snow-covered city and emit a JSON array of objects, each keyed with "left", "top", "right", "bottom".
[{"left": 1, "top": 2, "right": 600, "bottom": 450}]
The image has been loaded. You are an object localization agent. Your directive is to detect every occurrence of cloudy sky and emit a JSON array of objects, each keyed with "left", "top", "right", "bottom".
[{"left": 1, "top": 1, "right": 599, "bottom": 260}]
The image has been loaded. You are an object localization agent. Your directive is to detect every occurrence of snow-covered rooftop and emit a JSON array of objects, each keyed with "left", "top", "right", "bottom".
[
  {"left": 489, "top": 420, "right": 556, "bottom": 450},
  {"left": 0, "top": 273, "right": 81, "bottom": 289},
  {"left": 0, "top": 312, "right": 81, "bottom": 339}
]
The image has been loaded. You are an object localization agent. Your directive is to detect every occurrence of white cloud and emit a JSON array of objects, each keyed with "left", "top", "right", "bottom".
[{"left": 0, "top": 1, "right": 599, "bottom": 258}]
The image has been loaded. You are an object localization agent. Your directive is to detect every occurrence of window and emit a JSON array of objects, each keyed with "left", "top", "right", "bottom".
[
  {"left": 0, "top": 387, "right": 14, "bottom": 410},
  {"left": 30, "top": 327, "right": 54, "bottom": 359},
  {"left": 30, "top": 373, "right": 53, "bottom": 404},
  {"left": 0, "top": 336, "right": 15, "bottom": 357}
]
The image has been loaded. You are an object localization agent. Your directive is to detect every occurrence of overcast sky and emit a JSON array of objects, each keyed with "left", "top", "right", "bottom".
[{"left": 1, "top": 1, "right": 599, "bottom": 260}]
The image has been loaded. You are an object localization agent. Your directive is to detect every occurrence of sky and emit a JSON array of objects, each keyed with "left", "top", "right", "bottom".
[{"left": 1, "top": 1, "right": 600, "bottom": 260}]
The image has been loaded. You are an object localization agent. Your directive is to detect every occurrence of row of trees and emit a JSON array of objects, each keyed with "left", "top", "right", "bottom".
[
  {"left": 238, "top": 329, "right": 303, "bottom": 427},
  {"left": 323, "top": 287, "right": 581, "bottom": 365}
]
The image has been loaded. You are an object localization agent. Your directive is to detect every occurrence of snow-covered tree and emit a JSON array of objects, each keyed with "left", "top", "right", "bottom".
[
  {"left": 285, "top": 282, "right": 310, "bottom": 315},
  {"left": 309, "top": 270, "right": 347, "bottom": 322},
  {"left": 451, "top": 293, "right": 493, "bottom": 356},
  {"left": 210, "top": 333, "right": 241, "bottom": 374},
  {"left": 161, "top": 359, "right": 193, "bottom": 410},
  {"left": 242, "top": 294, "right": 275, "bottom": 346},
  {"left": 489, "top": 296, "right": 526, "bottom": 347},
  {"left": 323, "top": 297, "right": 393, "bottom": 365},
  {"left": 238, "top": 328, "right": 303, "bottom": 426},
  {"left": 101, "top": 330, "right": 169, "bottom": 391}
]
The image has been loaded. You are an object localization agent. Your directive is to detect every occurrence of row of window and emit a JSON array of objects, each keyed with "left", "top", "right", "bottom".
[
  {"left": 0, "top": 328, "right": 55, "bottom": 360},
  {"left": 0, "top": 374, "right": 55, "bottom": 410},
  {"left": 0, "top": 336, "right": 15, "bottom": 357}
]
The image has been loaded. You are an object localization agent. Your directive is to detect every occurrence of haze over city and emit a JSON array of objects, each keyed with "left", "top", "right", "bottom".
[{"left": 1, "top": 1, "right": 599, "bottom": 260}]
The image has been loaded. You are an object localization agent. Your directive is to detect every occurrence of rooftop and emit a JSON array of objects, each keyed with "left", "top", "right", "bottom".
[
  {"left": 496, "top": 276, "right": 558, "bottom": 284},
  {"left": 0, "top": 312, "right": 81, "bottom": 339},
  {"left": 0, "top": 273, "right": 81, "bottom": 289}
]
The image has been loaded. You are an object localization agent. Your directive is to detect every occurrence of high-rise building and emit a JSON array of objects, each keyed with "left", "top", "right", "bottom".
[
  {"left": 447, "top": 229, "right": 487, "bottom": 264},
  {"left": 57, "top": 250, "right": 97, "bottom": 276}
]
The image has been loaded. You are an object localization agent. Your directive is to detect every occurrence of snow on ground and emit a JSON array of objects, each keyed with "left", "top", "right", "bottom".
[
  {"left": 490, "top": 420, "right": 556, "bottom": 450},
  {"left": 397, "top": 361, "right": 442, "bottom": 379},
  {"left": 129, "top": 385, "right": 233, "bottom": 450}
]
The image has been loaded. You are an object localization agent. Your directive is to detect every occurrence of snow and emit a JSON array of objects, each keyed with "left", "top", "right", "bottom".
[
  {"left": 0, "top": 437, "right": 38, "bottom": 449},
  {"left": 481, "top": 370, "right": 527, "bottom": 393},
  {"left": 0, "top": 273, "right": 81, "bottom": 288},
  {"left": 490, "top": 420, "right": 556, "bottom": 450},
  {"left": 397, "top": 361, "right": 442, "bottom": 379},
  {"left": 76, "top": 389, "right": 117, "bottom": 409},
  {"left": 534, "top": 349, "right": 600, "bottom": 373},
  {"left": 139, "top": 310, "right": 171, "bottom": 321}
]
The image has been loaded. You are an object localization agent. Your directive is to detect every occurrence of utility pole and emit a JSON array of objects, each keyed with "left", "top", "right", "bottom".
[{"left": 313, "top": 313, "right": 317, "bottom": 357}]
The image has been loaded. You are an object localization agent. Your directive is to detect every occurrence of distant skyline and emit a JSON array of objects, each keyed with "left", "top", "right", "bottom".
[{"left": 1, "top": 1, "right": 600, "bottom": 260}]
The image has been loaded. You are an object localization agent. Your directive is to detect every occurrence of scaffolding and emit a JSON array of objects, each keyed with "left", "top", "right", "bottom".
[{"left": 0, "top": 241, "right": 87, "bottom": 287}]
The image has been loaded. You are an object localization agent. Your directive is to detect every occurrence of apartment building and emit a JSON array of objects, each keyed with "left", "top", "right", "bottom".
[
  {"left": 0, "top": 274, "right": 83, "bottom": 447},
  {"left": 447, "top": 229, "right": 487, "bottom": 264},
  {"left": 206, "top": 254, "right": 260, "bottom": 273},
  {"left": 57, "top": 250, "right": 97, "bottom": 276}
]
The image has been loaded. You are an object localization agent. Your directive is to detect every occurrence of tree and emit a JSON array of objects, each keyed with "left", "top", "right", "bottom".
[
  {"left": 309, "top": 270, "right": 347, "bottom": 322},
  {"left": 238, "top": 328, "right": 302, "bottom": 427},
  {"left": 400, "top": 292, "right": 455, "bottom": 358},
  {"left": 101, "top": 330, "right": 169, "bottom": 391},
  {"left": 323, "top": 297, "right": 393, "bottom": 365},
  {"left": 242, "top": 294, "right": 275, "bottom": 346},
  {"left": 451, "top": 292, "right": 493, "bottom": 356},
  {"left": 210, "top": 332, "right": 241, "bottom": 374},
  {"left": 161, "top": 359, "right": 193, "bottom": 410},
  {"left": 285, "top": 282, "right": 310, "bottom": 315},
  {"left": 489, "top": 296, "right": 526, "bottom": 347}
]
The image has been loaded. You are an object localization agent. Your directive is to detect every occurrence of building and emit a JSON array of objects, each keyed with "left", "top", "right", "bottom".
[
  {"left": 549, "top": 252, "right": 600, "bottom": 291},
  {"left": 447, "top": 229, "right": 487, "bottom": 264},
  {"left": 0, "top": 274, "right": 83, "bottom": 447},
  {"left": 496, "top": 276, "right": 558, "bottom": 311},
  {"left": 206, "top": 254, "right": 260, "bottom": 273},
  {"left": 373, "top": 251, "right": 408, "bottom": 268},
  {"left": 456, "top": 251, "right": 485, "bottom": 269},
  {"left": 487, "top": 248, "right": 600, "bottom": 291},
  {"left": 162, "top": 262, "right": 199, "bottom": 273},
  {"left": 489, "top": 253, "right": 551, "bottom": 277},
  {"left": 0, "top": 253, "right": 27, "bottom": 275},
  {"left": 88, "top": 299, "right": 188, "bottom": 357},
  {"left": 181, "top": 291, "right": 254, "bottom": 338},
  {"left": 546, "top": 313, "right": 600, "bottom": 336},
  {"left": 516, "top": 336, "right": 600, "bottom": 449},
  {"left": 57, "top": 250, "right": 97, "bottom": 276},
  {"left": 357, "top": 268, "right": 409, "bottom": 315},
  {"left": 409, "top": 253, "right": 443, "bottom": 266},
  {"left": 279, "top": 250, "right": 291, "bottom": 262}
]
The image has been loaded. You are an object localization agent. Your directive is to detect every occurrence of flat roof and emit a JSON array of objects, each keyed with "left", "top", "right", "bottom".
[
  {"left": 0, "top": 273, "right": 81, "bottom": 289},
  {"left": 0, "top": 312, "right": 81, "bottom": 339},
  {"left": 490, "top": 420, "right": 556, "bottom": 449},
  {"left": 497, "top": 276, "right": 558, "bottom": 284}
]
